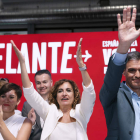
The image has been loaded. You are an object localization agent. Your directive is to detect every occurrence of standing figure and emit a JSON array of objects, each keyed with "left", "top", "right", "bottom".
[
  {"left": 11, "top": 38, "right": 96, "bottom": 140},
  {"left": 100, "top": 7, "right": 140, "bottom": 140},
  {"left": 22, "top": 69, "right": 52, "bottom": 140}
]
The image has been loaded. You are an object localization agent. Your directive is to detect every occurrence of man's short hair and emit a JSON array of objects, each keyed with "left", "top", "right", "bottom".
[
  {"left": 35, "top": 69, "right": 52, "bottom": 79},
  {"left": 127, "top": 51, "right": 140, "bottom": 62}
]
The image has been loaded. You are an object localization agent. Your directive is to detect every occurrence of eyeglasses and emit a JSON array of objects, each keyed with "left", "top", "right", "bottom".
[{"left": 0, "top": 78, "right": 9, "bottom": 82}]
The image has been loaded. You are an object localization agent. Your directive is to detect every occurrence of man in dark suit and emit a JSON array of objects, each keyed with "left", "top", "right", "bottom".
[
  {"left": 100, "top": 7, "right": 140, "bottom": 140},
  {"left": 22, "top": 69, "right": 53, "bottom": 140}
]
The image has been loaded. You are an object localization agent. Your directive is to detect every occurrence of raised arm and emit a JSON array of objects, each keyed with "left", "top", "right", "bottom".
[
  {"left": 10, "top": 40, "right": 31, "bottom": 88},
  {"left": 117, "top": 7, "right": 140, "bottom": 54},
  {"left": 11, "top": 40, "right": 49, "bottom": 120},
  {"left": 100, "top": 7, "right": 140, "bottom": 109},
  {"left": 77, "top": 38, "right": 96, "bottom": 123},
  {"left": 76, "top": 38, "right": 91, "bottom": 87}
]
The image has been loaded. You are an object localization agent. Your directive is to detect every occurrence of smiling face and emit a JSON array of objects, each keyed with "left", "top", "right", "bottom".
[
  {"left": 0, "top": 90, "right": 20, "bottom": 113},
  {"left": 123, "top": 60, "right": 140, "bottom": 92},
  {"left": 35, "top": 73, "right": 52, "bottom": 97},
  {"left": 56, "top": 82, "right": 74, "bottom": 109}
]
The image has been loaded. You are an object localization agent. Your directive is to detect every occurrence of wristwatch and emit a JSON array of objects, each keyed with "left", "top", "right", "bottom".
[{"left": 79, "top": 64, "right": 87, "bottom": 71}]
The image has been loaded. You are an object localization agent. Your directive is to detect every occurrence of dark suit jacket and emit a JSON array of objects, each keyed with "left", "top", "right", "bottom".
[
  {"left": 22, "top": 101, "right": 42, "bottom": 140},
  {"left": 99, "top": 57, "right": 135, "bottom": 140}
]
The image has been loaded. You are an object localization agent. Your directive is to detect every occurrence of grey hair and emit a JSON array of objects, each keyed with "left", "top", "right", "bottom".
[{"left": 127, "top": 51, "right": 140, "bottom": 62}]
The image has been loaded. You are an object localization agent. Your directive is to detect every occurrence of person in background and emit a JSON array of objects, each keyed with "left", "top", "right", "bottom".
[
  {"left": 22, "top": 69, "right": 53, "bottom": 140},
  {"left": 0, "top": 78, "right": 9, "bottom": 89},
  {"left": 0, "top": 83, "right": 32, "bottom": 140},
  {"left": 99, "top": 7, "right": 140, "bottom": 140},
  {"left": 0, "top": 78, "right": 9, "bottom": 83},
  {"left": 11, "top": 38, "right": 96, "bottom": 140},
  {"left": 0, "top": 78, "right": 21, "bottom": 115}
]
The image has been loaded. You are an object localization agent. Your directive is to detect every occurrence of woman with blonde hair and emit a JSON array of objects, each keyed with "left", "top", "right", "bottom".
[{"left": 11, "top": 38, "right": 96, "bottom": 140}]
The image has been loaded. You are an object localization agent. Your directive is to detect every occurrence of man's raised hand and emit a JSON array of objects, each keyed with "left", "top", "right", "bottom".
[{"left": 117, "top": 7, "right": 140, "bottom": 54}]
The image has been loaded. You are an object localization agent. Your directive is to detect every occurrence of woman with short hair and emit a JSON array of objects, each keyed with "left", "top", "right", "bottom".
[{"left": 0, "top": 83, "right": 32, "bottom": 140}]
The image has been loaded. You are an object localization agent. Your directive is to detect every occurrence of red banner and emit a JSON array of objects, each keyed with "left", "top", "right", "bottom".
[{"left": 0, "top": 31, "right": 139, "bottom": 140}]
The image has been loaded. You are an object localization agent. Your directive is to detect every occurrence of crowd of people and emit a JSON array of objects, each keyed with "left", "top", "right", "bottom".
[{"left": 0, "top": 6, "right": 140, "bottom": 140}]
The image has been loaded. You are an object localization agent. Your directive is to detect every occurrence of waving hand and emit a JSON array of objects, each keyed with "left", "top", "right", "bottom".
[
  {"left": 117, "top": 7, "right": 140, "bottom": 53},
  {"left": 10, "top": 40, "right": 31, "bottom": 88},
  {"left": 76, "top": 38, "right": 91, "bottom": 87}
]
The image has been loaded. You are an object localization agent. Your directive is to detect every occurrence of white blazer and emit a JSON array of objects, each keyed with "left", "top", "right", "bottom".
[{"left": 23, "top": 81, "right": 96, "bottom": 140}]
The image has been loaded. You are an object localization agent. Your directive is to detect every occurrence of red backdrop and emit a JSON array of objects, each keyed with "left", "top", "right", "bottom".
[{"left": 0, "top": 31, "right": 139, "bottom": 140}]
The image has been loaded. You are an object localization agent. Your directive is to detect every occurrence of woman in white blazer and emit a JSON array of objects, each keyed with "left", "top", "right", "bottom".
[{"left": 11, "top": 38, "right": 96, "bottom": 140}]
